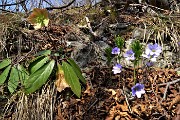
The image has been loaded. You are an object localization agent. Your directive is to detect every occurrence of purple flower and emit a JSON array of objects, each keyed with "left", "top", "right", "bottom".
[
  {"left": 112, "top": 47, "right": 120, "bottom": 54},
  {"left": 178, "top": 42, "right": 180, "bottom": 46},
  {"left": 143, "top": 53, "right": 157, "bottom": 62},
  {"left": 142, "top": 43, "right": 162, "bottom": 62},
  {"left": 146, "top": 62, "right": 154, "bottom": 67},
  {"left": 112, "top": 64, "right": 122, "bottom": 74},
  {"left": 145, "top": 43, "right": 162, "bottom": 56},
  {"left": 131, "top": 83, "right": 145, "bottom": 98},
  {"left": 124, "top": 49, "right": 135, "bottom": 61}
]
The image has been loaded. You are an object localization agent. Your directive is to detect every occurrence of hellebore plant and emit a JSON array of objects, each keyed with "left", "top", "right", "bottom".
[
  {"left": 27, "top": 8, "right": 49, "bottom": 30},
  {"left": 131, "top": 83, "right": 145, "bottom": 98}
]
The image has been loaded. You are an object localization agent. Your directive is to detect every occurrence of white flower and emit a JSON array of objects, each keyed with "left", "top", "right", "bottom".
[{"left": 112, "top": 64, "right": 122, "bottom": 74}]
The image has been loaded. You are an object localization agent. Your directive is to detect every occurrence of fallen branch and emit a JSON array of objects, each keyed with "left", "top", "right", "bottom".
[
  {"left": 0, "top": 0, "right": 26, "bottom": 7},
  {"left": 45, "top": 0, "right": 75, "bottom": 10},
  {"left": 158, "top": 79, "right": 180, "bottom": 102},
  {"left": 85, "top": 16, "right": 97, "bottom": 37}
]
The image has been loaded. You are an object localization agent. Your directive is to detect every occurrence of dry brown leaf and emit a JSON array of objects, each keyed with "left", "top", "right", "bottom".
[
  {"left": 169, "top": 95, "right": 180, "bottom": 110},
  {"left": 172, "top": 104, "right": 180, "bottom": 120},
  {"left": 55, "top": 64, "right": 69, "bottom": 92},
  {"left": 56, "top": 105, "right": 65, "bottom": 120}
]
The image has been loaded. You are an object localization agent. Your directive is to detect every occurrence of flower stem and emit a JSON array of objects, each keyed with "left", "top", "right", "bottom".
[{"left": 133, "top": 63, "right": 136, "bottom": 84}]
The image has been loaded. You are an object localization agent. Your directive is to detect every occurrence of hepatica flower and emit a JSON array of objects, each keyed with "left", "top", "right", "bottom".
[
  {"left": 124, "top": 49, "right": 135, "bottom": 61},
  {"left": 146, "top": 62, "right": 154, "bottom": 67},
  {"left": 146, "top": 43, "right": 162, "bottom": 56},
  {"left": 131, "top": 83, "right": 145, "bottom": 98},
  {"left": 112, "top": 47, "right": 120, "bottom": 54},
  {"left": 142, "top": 43, "right": 162, "bottom": 62},
  {"left": 112, "top": 64, "right": 122, "bottom": 74}
]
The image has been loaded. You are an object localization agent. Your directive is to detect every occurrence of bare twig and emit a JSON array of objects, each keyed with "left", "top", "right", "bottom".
[
  {"left": 85, "top": 16, "right": 97, "bottom": 37},
  {"left": 123, "top": 86, "right": 132, "bottom": 113},
  {"left": 129, "top": 3, "right": 169, "bottom": 12},
  {"left": 158, "top": 79, "right": 180, "bottom": 86},
  {"left": 45, "top": 0, "right": 75, "bottom": 10},
  {"left": 0, "top": 0, "right": 26, "bottom": 7},
  {"left": 158, "top": 79, "right": 180, "bottom": 102}
]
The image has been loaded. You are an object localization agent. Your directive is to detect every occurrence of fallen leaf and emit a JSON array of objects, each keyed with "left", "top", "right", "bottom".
[
  {"left": 169, "top": 95, "right": 180, "bottom": 110},
  {"left": 55, "top": 63, "right": 69, "bottom": 92}
]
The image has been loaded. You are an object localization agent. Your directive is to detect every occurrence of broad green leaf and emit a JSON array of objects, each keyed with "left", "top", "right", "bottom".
[
  {"left": 25, "top": 60, "right": 55, "bottom": 94},
  {"left": 62, "top": 61, "right": 81, "bottom": 98},
  {"left": 8, "top": 66, "right": 19, "bottom": 93},
  {"left": 0, "top": 65, "right": 11, "bottom": 85},
  {"left": 0, "top": 59, "right": 11, "bottom": 70},
  {"left": 67, "top": 58, "right": 86, "bottom": 84},
  {"left": 17, "top": 64, "right": 29, "bottom": 85},
  {"left": 35, "top": 50, "right": 51, "bottom": 56},
  {"left": 29, "top": 56, "right": 49, "bottom": 74}
]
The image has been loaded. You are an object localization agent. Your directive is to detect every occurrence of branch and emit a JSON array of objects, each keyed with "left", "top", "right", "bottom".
[
  {"left": 0, "top": 0, "right": 26, "bottom": 7},
  {"left": 45, "top": 0, "right": 75, "bottom": 10},
  {"left": 0, "top": 8, "right": 14, "bottom": 13},
  {"left": 158, "top": 79, "right": 180, "bottom": 102},
  {"left": 85, "top": 16, "right": 97, "bottom": 37}
]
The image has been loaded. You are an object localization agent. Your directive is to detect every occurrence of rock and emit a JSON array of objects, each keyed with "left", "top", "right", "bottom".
[{"left": 71, "top": 40, "right": 110, "bottom": 68}]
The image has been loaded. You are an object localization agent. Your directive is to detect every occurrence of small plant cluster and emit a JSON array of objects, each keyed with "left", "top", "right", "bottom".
[
  {"left": 106, "top": 36, "right": 162, "bottom": 98},
  {"left": 0, "top": 50, "right": 86, "bottom": 98},
  {"left": 0, "top": 8, "right": 86, "bottom": 98}
]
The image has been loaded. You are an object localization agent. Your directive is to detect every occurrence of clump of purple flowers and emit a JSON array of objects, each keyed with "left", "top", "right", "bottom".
[
  {"left": 131, "top": 83, "right": 145, "bottom": 98},
  {"left": 142, "top": 43, "right": 162, "bottom": 62},
  {"left": 111, "top": 47, "right": 120, "bottom": 55},
  {"left": 124, "top": 49, "right": 135, "bottom": 61},
  {"left": 112, "top": 64, "right": 122, "bottom": 74}
]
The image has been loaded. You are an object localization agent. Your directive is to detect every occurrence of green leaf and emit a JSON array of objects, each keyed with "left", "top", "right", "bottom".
[
  {"left": 24, "top": 60, "right": 55, "bottom": 94},
  {"left": 29, "top": 56, "right": 49, "bottom": 74},
  {"left": 0, "top": 65, "right": 11, "bottom": 85},
  {"left": 17, "top": 64, "right": 29, "bottom": 85},
  {"left": 67, "top": 58, "right": 86, "bottom": 84},
  {"left": 8, "top": 66, "right": 19, "bottom": 93},
  {"left": 62, "top": 61, "right": 81, "bottom": 98},
  {"left": 35, "top": 50, "right": 51, "bottom": 56},
  {"left": 0, "top": 59, "right": 11, "bottom": 70}
]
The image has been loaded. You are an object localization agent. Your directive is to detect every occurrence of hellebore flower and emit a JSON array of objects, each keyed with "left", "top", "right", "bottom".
[
  {"left": 112, "top": 47, "right": 120, "bottom": 54},
  {"left": 131, "top": 83, "right": 145, "bottom": 98},
  {"left": 124, "top": 49, "right": 135, "bottom": 61},
  {"left": 145, "top": 43, "right": 162, "bottom": 56},
  {"left": 112, "top": 64, "right": 122, "bottom": 74}
]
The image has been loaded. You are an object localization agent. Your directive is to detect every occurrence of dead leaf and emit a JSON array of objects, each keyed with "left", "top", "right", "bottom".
[
  {"left": 55, "top": 63, "right": 69, "bottom": 92},
  {"left": 56, "top": 105, "right": 65, "bottom": 120},
  {"left": 169, "top": 95, "right": 180, "bottom": 110}
]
